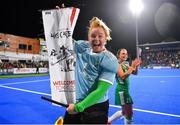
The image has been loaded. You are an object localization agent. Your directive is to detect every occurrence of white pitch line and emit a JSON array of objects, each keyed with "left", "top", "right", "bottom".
[
  {"left": 131, "top": 76, "right": 180, "bottom": 78},
  {"left": 110, "top": 104, "right": 180, "bottom": 118},
  {"left": 0, "top": 85, "right": 51, "bottom": 96},
  {"left": 0, "top": 79, "right": 50, "bottom": 86},
  {"left": 0, "top": 84, "right": 180, "bottom": 118},
  {"left": 133, "top": 108, "right": 180, "bottom": 118}
]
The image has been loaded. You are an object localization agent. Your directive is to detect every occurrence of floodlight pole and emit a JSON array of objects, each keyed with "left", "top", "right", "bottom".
[
  {"left": 135, "top": 14, "right": 139, "bottom": 59},
  {"left": 129, "top": 0, "right": 143, "bottom": 59}
]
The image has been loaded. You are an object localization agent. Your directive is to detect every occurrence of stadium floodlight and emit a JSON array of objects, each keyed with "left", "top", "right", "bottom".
[
  {"left": 129, "top": 0, "right": 143, "bottom": 58},
  {"left": 129, "top": 0, "right": 143, "bottom": 16}
]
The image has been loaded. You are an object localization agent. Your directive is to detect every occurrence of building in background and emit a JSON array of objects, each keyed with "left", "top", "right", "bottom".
[
  {"left": 0, "top": 33, "right": 48, "bottom": 74},
  {"left": 0, "top": 33, "right": 40, "bottom": 60}
]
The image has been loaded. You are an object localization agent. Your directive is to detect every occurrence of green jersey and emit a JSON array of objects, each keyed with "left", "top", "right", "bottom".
[{"left": 115, "top": 62, "right": 133, "bottom": 105}]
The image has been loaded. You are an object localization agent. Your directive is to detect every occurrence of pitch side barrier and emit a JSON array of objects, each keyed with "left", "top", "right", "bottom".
[{"left": 0, "top": 68, "right": 48, "bottom": 75}]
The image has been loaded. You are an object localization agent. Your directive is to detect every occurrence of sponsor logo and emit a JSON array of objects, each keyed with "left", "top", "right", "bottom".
[
  {"left": 45, "top": 11, "right": 51, "bottom": 15},
  {"left": 50, "top": 30, "right": 71, "bottom": 39},
  {"left": 53, "top": 80, "right": 75, "bottom": 91}
]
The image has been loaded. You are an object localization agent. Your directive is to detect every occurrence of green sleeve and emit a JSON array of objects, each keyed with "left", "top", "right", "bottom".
[{"left": 74, "top": 80, "right": 111, "bottom": 112}]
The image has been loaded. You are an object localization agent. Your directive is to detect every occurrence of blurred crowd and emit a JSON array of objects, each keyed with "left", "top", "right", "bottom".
[
  {"left": 141, "top": 47, "right": 180, "bottom": 68},
  {"left": 0, "top": 60, "right": 48, "bottom": 72}
]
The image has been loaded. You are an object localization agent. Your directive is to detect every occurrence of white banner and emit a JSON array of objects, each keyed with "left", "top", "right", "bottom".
[{"left": 42, "top": 7, "right": 80, "bottom": 104}]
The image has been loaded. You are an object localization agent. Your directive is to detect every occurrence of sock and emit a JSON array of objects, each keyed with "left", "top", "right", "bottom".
[
  {"left": 124, "top": 117, "right": 133, "bottom": 125},
  {"left": 108, "top": 111, "right": 123, "bottom": 123}
]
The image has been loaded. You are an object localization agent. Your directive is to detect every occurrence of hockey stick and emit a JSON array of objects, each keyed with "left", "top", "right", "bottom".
[{"left": 41, "top": 96, "right": 69, "bottom": 108}]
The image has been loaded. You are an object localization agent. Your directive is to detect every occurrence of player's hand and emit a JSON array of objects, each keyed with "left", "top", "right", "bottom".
[
  {"left": 132, "top": 58, "right": 142, "bottom": 68},
  {"left": 55, "top": 4, "right": 65, "bottom": 9},
  {"left": 55, "top": 6, "right": 60, "bottom": 9},
  {"left": 67, "top": 103, "right": 78, "bottom": 114}
]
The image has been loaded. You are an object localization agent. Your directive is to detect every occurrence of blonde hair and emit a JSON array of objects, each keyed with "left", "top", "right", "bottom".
[{"left": 88, "top": 17, "right": 112, "bottom": 41}]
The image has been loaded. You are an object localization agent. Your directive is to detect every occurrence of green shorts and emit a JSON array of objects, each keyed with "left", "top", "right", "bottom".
[{"left": 115, "top": 85, "right": 133, "bottom": 105}]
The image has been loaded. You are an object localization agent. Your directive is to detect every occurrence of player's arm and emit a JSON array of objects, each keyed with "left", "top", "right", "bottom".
[
  {"left": 117, "top": 64, "right": 133, "bottom": 80},
  {"left": 74, "top": 80, "right": 111, "bottom": 112}
]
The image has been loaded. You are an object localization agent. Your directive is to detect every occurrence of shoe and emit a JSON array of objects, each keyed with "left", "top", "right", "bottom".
[{"left": 55, "top": 116, "right": 63, "bottom": 125}]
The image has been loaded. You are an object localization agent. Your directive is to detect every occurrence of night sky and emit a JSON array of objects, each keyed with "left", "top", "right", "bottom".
[{"left": 1, "top": 0, "right": 180, "bottom": 58}]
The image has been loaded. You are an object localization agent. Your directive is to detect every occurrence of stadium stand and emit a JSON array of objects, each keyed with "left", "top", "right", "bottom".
[{"left": 139, "top": 41, "right": 180, "bottom": 69}]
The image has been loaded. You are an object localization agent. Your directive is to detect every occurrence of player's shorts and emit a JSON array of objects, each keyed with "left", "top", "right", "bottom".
[
  {"left": 63, "top": 100, "right": 109, "bottom": 124},
  {"left": 115, "top": 91, "right": 133, "bottom": 105}
]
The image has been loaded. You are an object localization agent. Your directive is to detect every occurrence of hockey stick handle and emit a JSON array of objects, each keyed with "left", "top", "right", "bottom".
[{"left": 41, "top": 96, "right": 69, "bottom": 108}]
